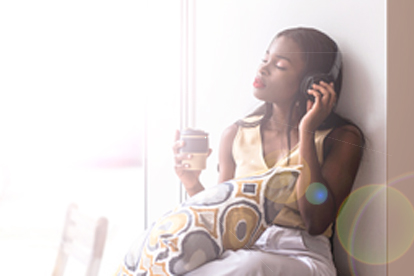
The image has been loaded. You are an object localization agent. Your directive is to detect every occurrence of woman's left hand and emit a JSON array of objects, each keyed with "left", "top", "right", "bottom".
[{"left": 298, "top": 81, "right": 337, "bottom": 133}]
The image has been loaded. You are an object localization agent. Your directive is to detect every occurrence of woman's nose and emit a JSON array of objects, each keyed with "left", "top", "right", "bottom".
[{"left": 258, "top": 61, "right": 270, "bottom": 76}]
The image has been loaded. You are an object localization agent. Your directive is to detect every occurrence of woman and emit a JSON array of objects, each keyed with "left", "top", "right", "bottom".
[{"left": 173, "top": 27, "right": 364, "bottom": 275}]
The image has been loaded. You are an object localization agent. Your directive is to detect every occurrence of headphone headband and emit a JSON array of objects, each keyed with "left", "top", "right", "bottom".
[
  {"left": 300, "top": 48, "right": 342, "bottom": 102},
  {"left": 329, "top": 50, "right": 342, "bottom": 81}
]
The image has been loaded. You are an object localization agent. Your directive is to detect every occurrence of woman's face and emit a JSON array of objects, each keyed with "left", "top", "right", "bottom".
[{"left": 253, "top": 36, "right": 306, "bottom": 105}]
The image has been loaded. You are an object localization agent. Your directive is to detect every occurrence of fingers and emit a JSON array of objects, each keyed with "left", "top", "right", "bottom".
[
  {"left": 306, "top": 88, "right": 322, "bottom": 110},
  {"left": 173, "top": 129, "right": 188, "bottom": 169},
  {"left": 311, "top": 82, "right": 329, "bottom": 105},
  {"left": 172, "top": 140, "right": 183, "bottom": 155},
  {"left": 175, "top": 152, "right": 192, "bottom": 164},
  {"left": 322, "top": 81, "right": 336, "bottom": 107},
  {"left": 174, "top": 129, "right": 180, "bottom": 142},
  {"left": 308, "top": 81, "right": 337, "bottom": 110},
  {"left": 314, "top": 81, "right": 336, "bottom": 106},
  {"left": 172, "top": 129, "right": 184, "bottom": 154},
  {"left": 174, "top": 161, "right": 190, "bottom": 172},
  {"left": 175, "top": 149, "right": 212, "bottom": 164}
]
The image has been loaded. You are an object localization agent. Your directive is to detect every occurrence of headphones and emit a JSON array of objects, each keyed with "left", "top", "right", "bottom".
[{"left": 300, "top": 49, "right": 342, "bottom": 102}]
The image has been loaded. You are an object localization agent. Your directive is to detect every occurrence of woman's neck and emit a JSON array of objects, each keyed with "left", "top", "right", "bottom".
[{"left": 264, "top": 102, "right": 300, "bottom": 133}]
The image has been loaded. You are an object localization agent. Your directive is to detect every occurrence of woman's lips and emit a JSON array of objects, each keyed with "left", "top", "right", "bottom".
[{"left": 253, "top": 77, "right": 266, "bottom": 88}]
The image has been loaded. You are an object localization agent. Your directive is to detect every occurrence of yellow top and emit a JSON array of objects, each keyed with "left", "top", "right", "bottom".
[{"left": 232, "top": 115, "right": 334, "bottom": 237}]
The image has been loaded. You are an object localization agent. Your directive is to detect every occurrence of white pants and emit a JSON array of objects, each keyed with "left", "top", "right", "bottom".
[{"left": 185, "top": 225, "right": 337, "bottom": 276}]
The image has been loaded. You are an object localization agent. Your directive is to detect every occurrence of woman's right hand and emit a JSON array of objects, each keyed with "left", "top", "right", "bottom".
[{"left": 172, "top": 130, "right": 211, "bottom": 193}]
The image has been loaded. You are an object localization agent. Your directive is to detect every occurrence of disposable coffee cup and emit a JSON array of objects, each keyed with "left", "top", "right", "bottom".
[{"left": 180, "top": 128, "right": 209, "bottom": 170}]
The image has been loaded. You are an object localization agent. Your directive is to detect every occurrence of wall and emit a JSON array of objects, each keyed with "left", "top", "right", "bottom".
[
  {"left": 387, "top": 0, "right": 414, "bottom": 275},
  {"left": 194, "top": 1, "right": 387, "bottom": 275}
]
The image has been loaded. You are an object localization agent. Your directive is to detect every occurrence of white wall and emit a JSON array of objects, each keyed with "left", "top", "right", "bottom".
[{"left": 194, "top": 1, "right": 387, "bottom": 275}]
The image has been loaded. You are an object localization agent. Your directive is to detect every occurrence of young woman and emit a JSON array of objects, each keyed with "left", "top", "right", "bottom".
[{"left": 173, "top": 27, "right": 364, "bottom": 275}]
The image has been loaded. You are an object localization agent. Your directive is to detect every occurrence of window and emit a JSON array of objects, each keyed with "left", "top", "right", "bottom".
[{"left": 0, "top": 1, "right": 180, "bottom": 274}]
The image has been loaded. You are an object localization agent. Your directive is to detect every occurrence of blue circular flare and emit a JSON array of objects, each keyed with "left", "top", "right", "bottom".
[{"left": 306, "top": 182, "right": 328, "bottom": 205}]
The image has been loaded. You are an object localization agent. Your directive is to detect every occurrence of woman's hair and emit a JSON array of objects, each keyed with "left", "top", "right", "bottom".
[{"left": 237, "top": 27, "right": 365, "bottom": 163}]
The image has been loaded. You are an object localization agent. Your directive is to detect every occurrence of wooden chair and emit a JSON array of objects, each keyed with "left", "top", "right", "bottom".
[{"left": 52, "top": 203, "right": 108, "bottom": 276}]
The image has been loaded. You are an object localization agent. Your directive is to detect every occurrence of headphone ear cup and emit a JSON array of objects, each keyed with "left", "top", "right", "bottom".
[
  {"left": 300, "top": 74, "right": 317, "bottom": 102},
  {"left": 301, "top": 73, "right": 334, "bottom": 102}
]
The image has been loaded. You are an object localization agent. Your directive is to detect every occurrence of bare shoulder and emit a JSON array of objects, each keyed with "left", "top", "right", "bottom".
[
  {"left": 329, "top": 124, "right": 364, "bottom": 146},
  {"left": 218, "top": 123, "right": 239, "bottom": 182},
  {"left": 324, "top": 124, "right": 364, "bottom": 166},
  {"left": 221, "top": 123, "right": 239, "bottom": 143},
  {"left": 219, "top": 123, "right": 239, "bottom": 157}
]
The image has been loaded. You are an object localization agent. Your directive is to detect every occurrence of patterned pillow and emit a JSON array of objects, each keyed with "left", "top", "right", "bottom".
[{"left": 116, "top": 165, "right": 301, "bottom": 276}]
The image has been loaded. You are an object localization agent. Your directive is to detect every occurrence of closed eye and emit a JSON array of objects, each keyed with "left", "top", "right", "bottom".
[{"left": 262, "top": 59, "right": 286, "bottom": 70}]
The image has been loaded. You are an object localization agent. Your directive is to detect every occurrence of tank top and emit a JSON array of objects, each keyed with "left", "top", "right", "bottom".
[{"left": 232, "top": 115, "right": 334, "bottom": 238}]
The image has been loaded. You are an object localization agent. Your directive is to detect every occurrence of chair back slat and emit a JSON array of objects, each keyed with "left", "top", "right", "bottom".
[{"left": 52, "top": 203, "right": 108, "bottom": 276}]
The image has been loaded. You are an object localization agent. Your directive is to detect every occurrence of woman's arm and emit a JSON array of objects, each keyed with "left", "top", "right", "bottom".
[
  {"left": 297, "top": 124, "right": 363, "bottom": 235},
  {"left": 217, "top": 124, "right": 238, "bottom": 183},
  {"left": 297, "top": 81, "right": 364, "bottom": 235}
]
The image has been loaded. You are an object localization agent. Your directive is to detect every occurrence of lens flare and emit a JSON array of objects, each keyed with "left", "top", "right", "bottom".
[
  {"left": 387, "top": 174, "right": 414, "bottom": 263},
  {"left": 305, "top": 182, "right": 328, "bottom": 205},
  {"left": 337, "top": 173, "right": 414, "bottom": 266},
  {"left": 337, "top": 184, "right": 387, "bottom": 265}
]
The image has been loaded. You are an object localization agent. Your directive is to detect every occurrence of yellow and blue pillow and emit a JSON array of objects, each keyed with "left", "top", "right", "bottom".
[{"left": 117, "top": 165, "right": 301, "bottom": 276}]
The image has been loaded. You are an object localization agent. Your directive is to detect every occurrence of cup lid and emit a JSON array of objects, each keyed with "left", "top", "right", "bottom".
[{"left": 181, "top": 128, "right": 208, "bottom": 136}]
